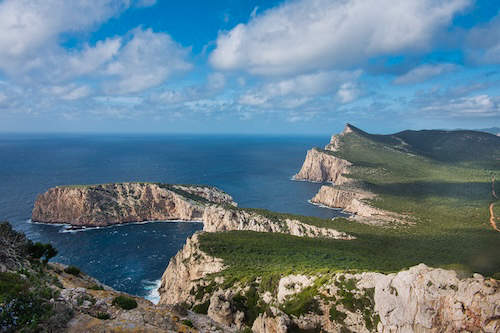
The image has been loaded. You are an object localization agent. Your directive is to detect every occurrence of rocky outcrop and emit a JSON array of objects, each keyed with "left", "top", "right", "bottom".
[
  {"left": 159, "top": 235, "right": 500, "bottom": 333},
  {"left": 32, "top": 182, "right": 352, "bottom": 238},
  {"left": 158, "top": 232, "right": 225, "bottom": 306},
  {"left": 202, "top": 206, "right": 353, "bottom": 239},
  {"left": 293, "top": 148, "right": 352, "bottom": 184},
  {"left": 293, "top": 125, "right": 357, "bottom": 184},
  {"left": 311, "top": 185, "right": 406, "bottom": 225},
  {"left": 32, "top": 183, "right": 234, "bottom": 227}
]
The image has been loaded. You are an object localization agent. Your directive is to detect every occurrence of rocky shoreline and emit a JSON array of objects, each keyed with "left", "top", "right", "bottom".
[{"left": 31, "top": 182, "right": 352, "bottom": 240}]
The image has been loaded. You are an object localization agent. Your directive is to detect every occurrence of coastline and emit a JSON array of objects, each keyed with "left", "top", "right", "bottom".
[{"left": 28, "top": 218, "right": 204, "bottom": 233}]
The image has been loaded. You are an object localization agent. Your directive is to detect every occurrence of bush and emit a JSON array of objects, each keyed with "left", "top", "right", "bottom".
[
  {"left": 192, "top": 300, "right": 210, "bottom": 314},
  {"left": 112, "top": 295, "right": 137, "bottom": 310},
  {"left": 64, "top": 266, "right": 81, "bottom": 276},
  {"left": 27, "top": 242, "right": 58, "bottom": 264},
  {"left": 181, "top": 319, "right": 194, "bottom": 328},
  {"left": 96, "top": 312, "right": 110, "bottom": 320},
  {"left": 88, "top": 284, "right": 104, "bottom": 290}
]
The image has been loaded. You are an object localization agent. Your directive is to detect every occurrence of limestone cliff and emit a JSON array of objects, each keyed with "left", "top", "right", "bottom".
[
  {"left": 293, "top": 148, "right": 352, "bottom": 184},
  {"left": 202, "top": 206, "right": 353, "bottom": 239},
  {"left": 158, "top": 234, "right": 500, "bottom": 332},
  {"left": 311, "top": 185, "right": 406, "bottom": 225},
  {"left": 32, "top": 183, "right": 234, "bottom": 227},
  {"left": 32, "top": 182, "right": 353, "bottom": 239}
]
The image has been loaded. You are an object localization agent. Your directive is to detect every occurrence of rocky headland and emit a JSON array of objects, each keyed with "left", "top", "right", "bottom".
[
  {"left": 31, "top": 182, "right": 352, "bottom": 239},
  {"left": 158, "top": 232, "right": 500, "bottom": 333},
  {"left": 295, "top": 124, "right": 403, "bottom": 224}
]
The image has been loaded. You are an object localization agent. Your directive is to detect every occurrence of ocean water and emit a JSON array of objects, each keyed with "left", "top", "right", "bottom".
[{"left": 0, "top": 134, "right": 345, "bottom": 301}]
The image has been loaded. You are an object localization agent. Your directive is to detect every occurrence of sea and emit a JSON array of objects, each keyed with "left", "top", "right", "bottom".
[{"left": 0, "top": 134, "right": 346, "bottom": 302}]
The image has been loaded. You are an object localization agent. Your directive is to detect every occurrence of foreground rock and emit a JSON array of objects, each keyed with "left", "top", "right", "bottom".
[
  {"left": 158, "top": 234, "right": 500, "bottom": 332},
  {"left": 31, "top": 182, "right": 352, "bottom": 239},
  {"left": 0, "top": 221, "right": 233, "bottom": 333}
]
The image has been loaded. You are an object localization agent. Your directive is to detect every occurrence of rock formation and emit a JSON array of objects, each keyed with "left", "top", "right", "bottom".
[
  {"left": 295, "top": 124, "right": 404, "bottom": 224},
  {"left": 293, "top": 148, "right": 352, "bottom": 184},
  {"left": 158, "top": 234, "right": 500, "bottom": 332},
  {"left": 32, "top": 182, "right": 353, "bottom": 239},
  {"left": 32, "top": 183, "right": 234, "bottom": 226}
]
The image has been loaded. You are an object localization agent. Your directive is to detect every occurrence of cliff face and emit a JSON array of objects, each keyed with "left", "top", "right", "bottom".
[
  {"left": 293, "top": 148, "right": 352, "bottom": 184},
  {"left": 202, "top": 206, "right": 353, "bottom": 239},
  {"left": 31, "top": 183, "right": 233, "bottom": 227},
  {"left": 158, "top": 235, "right": 500, "bottom": 332},
  {"left": 32, "top": 182, "right": 352, "bottom": 239}
]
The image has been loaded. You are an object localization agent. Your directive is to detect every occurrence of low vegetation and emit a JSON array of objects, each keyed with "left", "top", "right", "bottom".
[
  {"left": 112, "top": 295, "right": 138, "bottom": 310},
  {"left": 64, "top": 265, "right": 81, "bottom": 276}
]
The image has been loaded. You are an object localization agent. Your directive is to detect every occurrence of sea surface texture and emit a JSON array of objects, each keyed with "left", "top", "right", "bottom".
[{"left": 0, "top": 134, "right": 345, "bottom": 301}]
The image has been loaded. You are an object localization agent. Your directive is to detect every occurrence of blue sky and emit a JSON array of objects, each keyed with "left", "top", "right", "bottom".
[{"left": 0, "top": 0, "right": 499, "bottom": 134}]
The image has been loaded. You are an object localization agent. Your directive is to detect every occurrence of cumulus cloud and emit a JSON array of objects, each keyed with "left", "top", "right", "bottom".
[
  {"left": 0, "top": 1, "right": 191, "bottom": 95},
  {"left": 394, "top": 64, "right": 457, "bottom": 84},
  {"left": 422, "top": 94, "right": 500, "bottom": 117},
  {"left": 210, "top": 0, "right": 470, "bottom": 75},
  {"left": 102, "top": 28, "right": 192, "bottom": 94},
  {"left": 0, "top": 0, "right": 128, "bottom": 70},
  {"left": 239, "top": 70, "right": 361, "bottom": 107}
]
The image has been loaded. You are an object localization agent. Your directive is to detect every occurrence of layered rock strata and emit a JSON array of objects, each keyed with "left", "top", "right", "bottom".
[
  {"left": 293, "top": 148, "right": 352, "bottom": 184},
  {"left": 32, "top": 183, "right": 234, "bottom": 226},
  {"left": 32, "top": 182, "right": 352, "bottom": 239},
  {"left": 158, "top": 235, "right": 500, "bottom": 332}
]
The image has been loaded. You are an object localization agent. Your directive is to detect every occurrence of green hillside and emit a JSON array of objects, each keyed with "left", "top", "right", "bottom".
[{"left": 198, "top": 125, "right": 500, "bottom": 291}]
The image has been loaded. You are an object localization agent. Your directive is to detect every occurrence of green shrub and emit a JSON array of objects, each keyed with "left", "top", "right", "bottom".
[
  {"left": 329, "top": 306, "right": 347, "bottom": 324},
  {"left": 181, "top": 319, "right": 194, "bottom": 327},
  {"left": 88, "top": 284, "right": 104, "bottom": 290},
  {"left": 96, "top": 312, "right": 110, "bottom": 320},
  {"left": 64, "top": 266, "right": 81, "bottom": 276},
  {"left": 27, "top": 242, "right": 58, "bottom": 264},
  {"left": 112, "top": 295, "right": 137, "bottom": 310},
  {"left": 192, "top": 300, "right": 210, "bottom": 314},
  {"left": 281, "top": 286, "right": 322, "bottom": 317}
]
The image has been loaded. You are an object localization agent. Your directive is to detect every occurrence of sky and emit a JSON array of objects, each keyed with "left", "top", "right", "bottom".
[{"left": 0, "top": 0, "right": 499, "bottom": 135}]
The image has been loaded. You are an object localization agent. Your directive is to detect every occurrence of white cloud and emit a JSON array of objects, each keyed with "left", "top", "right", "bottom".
[
  {"left": 0, "top": 0, "right": 128, "bottom": 68},
  {"left": 336, "top": 83, "right": 359, "bottom": 103},
  {"left": 102, "top": 28, "right": 192, "bottom": 94},
  {"left": 239, "top": 70, "right": 361, "bottom": 107},
  {"left": 0, "top": 2, "right": 191, "bottom": 95},
  {"left": 60, "top": 86, "right": 91, "bottom": 100},
  {"left": 422, "top": 94, "right": 500, "bottom": 117},
  {"left": 210, "top": 0, "right": 470, "bottom": 75},
  {"left": 394, "top": 63, "right": 457, "bottom": 84}
]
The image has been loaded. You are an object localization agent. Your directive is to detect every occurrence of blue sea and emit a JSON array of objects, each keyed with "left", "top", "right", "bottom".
[{"left": 0, "top": 134, "right": 345, "bottom": 302}]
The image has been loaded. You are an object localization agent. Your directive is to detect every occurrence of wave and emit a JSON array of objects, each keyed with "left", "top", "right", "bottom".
[{"left": 143, "top": 279, "right": 162, "bottom": 304}]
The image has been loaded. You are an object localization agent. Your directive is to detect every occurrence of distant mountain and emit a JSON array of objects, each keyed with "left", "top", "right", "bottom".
[
  {"left": 343, "top": 123, "right": 500, "bottom": 166},
  {"left": 476, "top": 127, "right": 500, "bottom": 136}
]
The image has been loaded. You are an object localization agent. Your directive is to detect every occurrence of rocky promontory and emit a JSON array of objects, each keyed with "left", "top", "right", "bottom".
[
  {"left": 32, "top": 182, "right": 352, "bottom": 239},
  {"left": 295, "top": 124, "right": 403, "bottom": 224},
  {"left": 32, "top": 182, "right": 235, "bottom": 227},
  {"left": 158, "top": 232, "right": 500, "bottom": 332}
]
